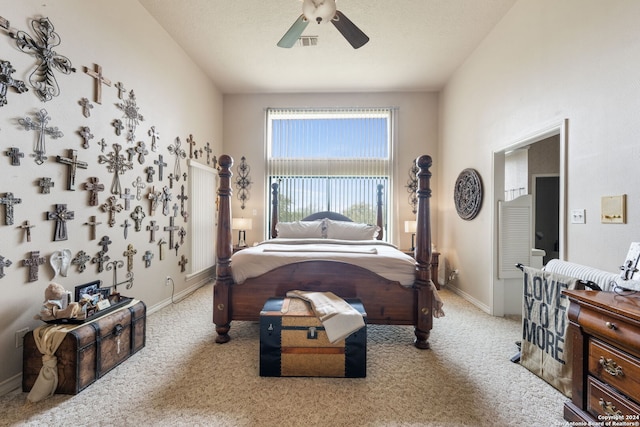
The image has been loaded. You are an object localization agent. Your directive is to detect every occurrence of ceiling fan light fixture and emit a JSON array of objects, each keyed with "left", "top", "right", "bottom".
[{"left": 302, "top": 0, "right": 337, "bottom": 24}]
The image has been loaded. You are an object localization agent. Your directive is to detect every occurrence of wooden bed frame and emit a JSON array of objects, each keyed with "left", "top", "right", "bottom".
[{"left": 213, "top": 154, "right": 434, "bottom": 349}]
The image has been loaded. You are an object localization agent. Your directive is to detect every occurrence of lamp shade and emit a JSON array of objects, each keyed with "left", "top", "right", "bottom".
[
  {"left": 404, "top": 220, "right": 417, "bottom": 233},
  {"left": 232, "top": 218, "right": 253, "bottom": 231}
]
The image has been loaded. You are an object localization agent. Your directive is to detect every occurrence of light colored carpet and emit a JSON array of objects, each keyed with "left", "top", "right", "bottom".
[{"left": 1, "top": 284, "right": 570, "bottom": 427}]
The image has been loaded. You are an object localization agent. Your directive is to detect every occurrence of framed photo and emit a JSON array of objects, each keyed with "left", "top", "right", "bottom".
[{"left": 74, "top": 280, "right": 102, "bottom": 302}]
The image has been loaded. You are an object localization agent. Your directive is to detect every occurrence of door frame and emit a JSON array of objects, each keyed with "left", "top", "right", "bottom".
[{"left": 491, "top": 119, "right": 568, "bottom": 316}]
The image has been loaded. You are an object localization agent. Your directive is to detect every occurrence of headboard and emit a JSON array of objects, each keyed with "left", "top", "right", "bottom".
[{"left": 302, "top": 211, "right": 352, "bottom": 222}]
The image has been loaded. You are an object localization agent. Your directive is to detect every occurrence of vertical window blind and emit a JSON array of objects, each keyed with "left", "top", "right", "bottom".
[
  {"left": 266, "top": 107, "right": 395, "bottom": 234},
  {"left": 188, "top": 159, "right": 216, "bottom": 277}
]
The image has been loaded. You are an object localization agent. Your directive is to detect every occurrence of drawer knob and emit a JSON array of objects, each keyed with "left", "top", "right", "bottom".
[
  {"left": 599, "top": 398, "right": 623, "bottom": 416},
  {"left": 605, "top": 321, "right": 617, "bottom": 330},
  {"left": 599, "top": 356, "right": 624, "bottom": 377}
]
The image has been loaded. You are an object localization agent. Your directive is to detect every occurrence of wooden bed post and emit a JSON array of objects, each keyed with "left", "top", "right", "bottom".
[
  {"left": 376, "top": 184, "right": 384, "bottom": 240},
  {"left": 213, "top": 155, "right": 234, "bottom": 344},
  {"left": 270, "top": 182, "right": 279, "bottom": 238},
  {"left": 414, "top": 155, "right": 433, "bottom": 349}
]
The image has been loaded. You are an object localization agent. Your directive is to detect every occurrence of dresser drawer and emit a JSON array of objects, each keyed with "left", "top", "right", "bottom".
[
  {"left": 589, "top": 339, "right": 640, "bottom": 401},
  {"left": 588, "top": 377, "right": 640, "bottom": 420},
  {"left": 579, "top": 305, "right": 640, "bottom": 357}
]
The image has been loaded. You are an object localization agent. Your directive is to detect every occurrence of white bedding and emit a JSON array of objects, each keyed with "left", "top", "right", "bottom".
[{"left": 231, "top": 238, "right": 417, "bottom": 286}]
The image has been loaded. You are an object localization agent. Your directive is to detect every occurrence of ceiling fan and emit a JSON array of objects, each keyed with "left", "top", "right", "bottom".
[{"left": 277, "top": 0, "right": 369, "bottom": 49}]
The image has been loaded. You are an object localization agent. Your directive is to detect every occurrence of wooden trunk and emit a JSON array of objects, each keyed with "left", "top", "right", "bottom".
[
  {"left": 22, "top": 300, "right": 146, "bottom": 395},
  {"left": 260, "top": 297, "right": 366, "bottom": 378}
]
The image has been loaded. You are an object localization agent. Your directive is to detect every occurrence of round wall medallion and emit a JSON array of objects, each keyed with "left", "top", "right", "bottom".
[{"left": 454, "top": 168, "right": 483, "bottom": 220}]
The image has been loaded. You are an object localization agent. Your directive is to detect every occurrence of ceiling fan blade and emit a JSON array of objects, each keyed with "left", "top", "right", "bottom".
[
  {"left": 331, "top": 10, "right": 369, "bottom": 49},
  {"left": 277, "top": 15, "right": 309, "bottom": 48}
]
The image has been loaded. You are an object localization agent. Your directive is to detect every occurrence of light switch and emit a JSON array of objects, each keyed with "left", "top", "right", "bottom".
[{"left": 571, "top": 209, "right": 585, "bottom": 224}]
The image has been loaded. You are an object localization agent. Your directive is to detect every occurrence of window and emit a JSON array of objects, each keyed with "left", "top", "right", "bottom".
[{"left": 266, "top": 108, "right": 395, "bottom": 236}]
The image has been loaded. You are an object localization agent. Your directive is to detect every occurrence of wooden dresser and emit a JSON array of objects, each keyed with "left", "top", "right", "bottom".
[{"left": 564, "top": 290, "right": 640, "bottom": 423}]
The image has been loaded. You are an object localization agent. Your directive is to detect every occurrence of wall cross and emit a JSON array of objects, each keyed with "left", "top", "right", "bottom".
[
  {"left": 101, "top": 195, "right": 123, "bottom": 227},
  {"left": 84, "top": 177, "right": 105, "bottom": 206},
  {"left": 56, "top": 149, "right": 88, "bottom": 191},
  {"left": 142, "top": 250, "right": 153, "bottom": 268},
  {"left": 47, "top": 203, "right": 75, "bottom": 241},
  {"left": 0, "top": 192, "right": 22, "bottom": 225},
  {"left": 0, "top": 59, "right": 27, "bottom": 107},
  {"left": 146, "top": 220, "right": 159, "bottom": 242},
  {"left": 6, "top": 147, "right": 24, "bottom": 166},
  {"left": 84, "top": 215, "right": 102, "bottom": 240},
  {"left": 19, "top": 220, "right": 35, "bottom": 242},
  {"left": 18, "top": 108, "right": 63, "bottom": 165},
  {"left": 164, "top": 216, "right": 180, "bottom": 248},
  {"left": 72, "top": 250, "right": 91, "bottom": 273},
  {"left": 98, "top": 143, "right": 133, "bottom": 195},
  {"left": 91, "top": 250, "right": 110, "bottom": 273},
  {"left": 154, "top": 155, "right": 167, "bottom": 181},
  {"left": 84, "top": 63, "right": 111, "bottom": 104},
  {"left": 0, "top": 255, "right": 12, "bottom": 279},
  {"left": 123, "top": 244, "right": 137, "bottom": 272},
  {"left": 23, "top": 251, "right": 45, "bottom": 282}
]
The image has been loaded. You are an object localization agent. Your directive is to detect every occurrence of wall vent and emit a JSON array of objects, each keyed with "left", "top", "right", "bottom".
[{"left": 298, "top": 36, "right": 318, "bottom": 47}]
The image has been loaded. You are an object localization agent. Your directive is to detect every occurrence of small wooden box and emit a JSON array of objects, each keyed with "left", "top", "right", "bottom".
[
  {"left": 22, "top": 300, "right": 146, "bottom": 394},
  {"left": 260, "top": 297, "right": 366, "bottom": 377}
]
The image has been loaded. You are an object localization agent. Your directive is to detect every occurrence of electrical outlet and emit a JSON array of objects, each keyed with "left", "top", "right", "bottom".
[
  {"left": 165, "top": 276, "right": 171, "bottom": 286},
  {"left": 15, "top": 327, "right": 29, "bottom": 348}
]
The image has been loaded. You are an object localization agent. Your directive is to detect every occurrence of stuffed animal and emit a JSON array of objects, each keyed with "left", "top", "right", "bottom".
[{"left": 34, "top": 283, "right": 81, "bottom": 321}]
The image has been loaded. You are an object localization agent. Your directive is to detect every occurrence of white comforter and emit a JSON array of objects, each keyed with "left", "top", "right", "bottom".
[{"left": 231, "top": 238, "right": 417, "bottom": 286}]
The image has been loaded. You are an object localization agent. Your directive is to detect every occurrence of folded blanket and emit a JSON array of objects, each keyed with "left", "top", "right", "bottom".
[{"left": 286, "top": 290, "right": 365, "bottom": 343}]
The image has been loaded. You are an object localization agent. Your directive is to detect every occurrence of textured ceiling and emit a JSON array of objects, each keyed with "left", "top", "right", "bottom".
[{"left": 138, "top": 0, "right": 516, "bottom": 94}]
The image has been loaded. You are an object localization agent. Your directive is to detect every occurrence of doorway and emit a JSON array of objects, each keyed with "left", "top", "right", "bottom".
[
  {"left": 491, "top": 119, "right": 567, "bottom": 316},
  {"left": 533, "top": 174, "right": 560, "bottom": 265}
]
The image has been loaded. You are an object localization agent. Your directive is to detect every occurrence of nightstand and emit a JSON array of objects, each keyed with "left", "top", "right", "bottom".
[{"left": 402, "top": 250, "right": 440, "bottom": 289}]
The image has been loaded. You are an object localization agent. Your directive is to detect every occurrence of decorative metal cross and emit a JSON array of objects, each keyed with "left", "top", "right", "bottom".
[
  {"left": 101, "top": 195, "right": 123, "bottom": 227},
  {"left": 98, "top": 138, "right": 107, "bottom": 152},
  {"left": 79, "top": 97, "right": 93, "bottom": 117},
  {"left": 116, "top": 90, "right": 144, "bottom": 143},
  {"left": 130, "top": 206, "right": 146, "bottom": 231},
  {"left": 47, "top": 203, "right": 75, "bottom": 241},
  {"left": 178, "top": 226, "right": 186, "bottom": 245},
  {"left": 98, "top": 143, "right": 133, "bottom": 195},
  {"left": 145, "top": 166, "right": 155, "bottom": 183},
  {"left": 134, "top": 141, "right": 148, "bottom": 164},
  {"left": 177, "top": 185, "right": 188, "bottom": 217},
  {"left": 123, "top": 244, "right": 137, "bottom": 273},
  {"left": 168, "top": 137, "right": 186, "bottom": 180},
  {"left": 115, "top": 81, "right": 126, "bottom": 99},
  {"left": 186, "top": 134, "right": 196, "bottom": 159},
  {"left": 0, "top": 60, "right": 28, "bottom": 107},
  {"left": 160, "top": 186, "right": 172, "bottom": 216},
  {"left": 204, "top": 142, "right": 212, "bottom": 165},
  {"left": 178, "top": 255, "right": 188, "bottom": 273},
  {"left": 19, "top": 109, "right": 63, "bottom": 165},
  {"left": 12, "top": 17, "right": 76, "bottom": 102},
  {"left": 6, "top": 147, "right": 24, "bottom": 165},
  {"left": 23, "top": 251, "right": 46, "bottom": 282},
  {"left": 79, "top": 126, "right": 94, "bottom": 148},
  {"left": 167, "top": 173, "right": 176, "bottom": 189},
  {"left": 142, "top": 250, "right": 153, "bottom": 268},
  {"left": 72, "top": 250, "right": 91, "bottom": 272},
  {"left": 132, "top": 176, "right": 146, "bottom": 201},
  {"left": 164, "top": 216, "right": 180, "bottom": 248},
  {"left": 120, "top": 218, "right": 130, "bottom": 239},
  {"left": 154, "top": 154, "right": 167, "bottom": 181},
  {"left": 146, "top": 220, "right": 159, "bottom": 242},
  {"left": 0, "top": 255, "right": 12, "bottom": 278},
  {"left": 172, "top": 203, "right": 179, "bottom": 218},
  {"left": 120, "top": 188, "right": 135, "bottom": 211},
  {"left": 112, "top": 119, "right": 124, "bottom": 136},
  {"left": 148, "top": 126, "right": 160, "bottom": 152},
  {"left": 56, "top": 149, "right": 88, "bottom": 191},
  {"left": 147, "top": 186, "right": 162, "bottom": 216},
  {"left": 19, "top": 220, "right": 35, "bottom": 242},
  {"left": 84, "top": 63, "right": 111, "bottom": 104},
  {"left": 84, "top": 177, "right": 105, "bottom": 206},
  {"left": 84, "top": 215, "right": 102, "bottom": 240},
  {"left": 106, "top": 259, "right": 133, "bottom": 292},
  {"left": 0, "top": 192, "right": 22, "bottom": 225},
  {"left": 38, "top": 177, "right": 54, "bottom": 194},
  {"left": 91, "top": 250, "right": 110, "bottom": 273},
  {"left": 99, "top": 235, "right": 112, "bottom": 253},
  {"left": 126, "top": 146, "right": 136, "bottom": 162}
]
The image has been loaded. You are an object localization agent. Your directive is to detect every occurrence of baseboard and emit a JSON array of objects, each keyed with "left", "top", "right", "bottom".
[
  {"left": 0, "top": 373, "right": 21, "bottom": 397},
  {"left": 446, "top": 285, "right": 492, "bottom": 314}
]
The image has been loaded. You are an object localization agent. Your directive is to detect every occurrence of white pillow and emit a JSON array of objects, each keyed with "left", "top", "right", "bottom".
[
  {"left": 276, "top": 220, "right": 325, "bottom": 238},
  {"left": 325, "top": 219, "right": 379, "bottom": 240}
]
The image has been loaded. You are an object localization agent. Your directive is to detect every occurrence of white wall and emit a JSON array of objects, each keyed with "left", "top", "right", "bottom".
[
  {"left": 222, "top": 92, "right": 439, "bottom": 249},
  {"left": 0, "top": 0, "right": 222, "bottom": 391},
  {"left": 438, "top": 0, "right": 640, "bottom": 310}
]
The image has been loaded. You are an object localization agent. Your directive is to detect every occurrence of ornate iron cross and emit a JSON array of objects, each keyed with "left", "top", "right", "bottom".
[
  {"left": 47, "top": 203, "right": 75, "bottom": 241},
  {"left": 84, "top": 177, "right": 105, "bottom": 206},
  {"left": 147, "top": 186, "right": 162, "bottom": 216},
  {"left": 98, "top": 143, "right": 133, "bottom": 195},
  {"left": 92, "top": 250, "right": 110, "bottom": 273},
  {"left": 71, "top": 250, "right": 91, "bottom": 273},
  {"left": 146, "top": 220, "right": 159, "bottom": 242},
  {"left": 79, "top": 126, "right": 94, "bottom": 148},
  {"left": 120, "top": 188, "right": 135, "bottom": 211},
  {"left": 177, "top": 184, "right": 188, "bottom": 218},
  {"left": 99, "top": 235, "right": 112, "bottom": 253},
  {"left": 164, "top": 216, "right": 180, "bottom": 248},
  {"left": 56, "top": 149, "right": 88, "bottom": 191},
  {"left": 0, "top": 255, "right": 12, "bottom": 278},
  {"left": 142, "top": 250, "right": 153, "bottom": 268},
  {"left": 116, "top": 90, "right": 144, "bottom": 143},
  {"left": 101, "top": 196, "right": 123, "bottom": 227},
  {"left": 178, "top": 255, "right": 188, "bottom": 273},
  {"left": 0, "top": 60, "right": 27, "bottom": 107},
  {"left": 79, "top": 97, "right": 93, "bottom": 117},
  {"left": 160, "top": 186, "right": 172, "bottom": 216},
  {"left": 18, "top": 108, "right": 63, "bottom": 165},
  {"left": 6, "top": 147, "right": 24, "bottom": 165},
  {"left": 123, "top": 244, "right": 137, "bottom": 272},
  {"left": 186, "top": 134, "right": 196, "bottom": 159},
  {"left": 38, "top": 177, "right": 55, "bottom": 194},
  {"left": 23, "top": 251, "right": 45, "bottom": 282},
  {"left": 154, "top": 155, "right": 167, "bottom": 181},
  {"left": 148, "top": 126, "right": 160, "bottom": 152},
  {"left": 12, "top": 17, "right": 76, "bottom": 102},
  {"left": 130, "top": 206, "right": 146, "bottom": 231},
  {"left": 204, "top": 142, "right": 212, "bottom": 165},
  {"left": 0, "top": 192, "right": 22, "bottom": 225},
  {"left": 132, "top": 176, "right": 146, "bottom": 201},
  {"left": 168, "top": 137, "right": 186, "bottom": 180}
]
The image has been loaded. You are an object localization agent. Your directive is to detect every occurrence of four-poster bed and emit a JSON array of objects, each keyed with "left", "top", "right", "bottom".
[{"left": 213, "top": 154, "right": 437, "bottom": 349}]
